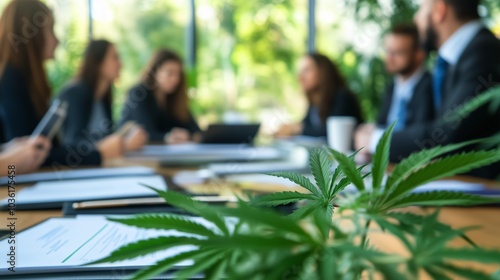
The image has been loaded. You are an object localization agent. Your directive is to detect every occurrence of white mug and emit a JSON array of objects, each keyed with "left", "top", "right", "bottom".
[{"left": 326, "top": 116, "right": 357, "bottom": 154}]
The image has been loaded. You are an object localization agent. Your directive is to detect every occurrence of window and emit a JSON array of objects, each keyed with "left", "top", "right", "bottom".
[{"left": 195, "top": 0, "right": 308, "bottom": 132}]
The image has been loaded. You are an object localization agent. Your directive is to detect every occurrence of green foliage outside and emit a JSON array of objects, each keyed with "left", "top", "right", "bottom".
[
  {"left": 91, "top": 116, "right": 500, "bottom": 279},
  {"left": 5, "top": 0, "right": 496, "bottom": 125}
]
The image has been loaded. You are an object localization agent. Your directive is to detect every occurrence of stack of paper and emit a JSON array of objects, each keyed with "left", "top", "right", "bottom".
[
  {"left": 0, "top": 216, "right": 196, "bottom": 276},
  {"left": 126, "top": 144, "right": 285, "bottom": 164},
  {"left": 0, "top": 166, "right": 156, "bottom": 185},
  {"left": 0, "top": 175, "right": 167, "bottom": 210}
]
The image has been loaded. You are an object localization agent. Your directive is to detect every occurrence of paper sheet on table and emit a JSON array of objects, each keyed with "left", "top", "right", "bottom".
[
  {"left": 126, "top": 144, "right": 284, "bottom": 162},
  {"left": 0, "top": 166, "right": 156, "bottom": 186},
  {"left": 0, "top": 175, "right": 166, "bottom": 209},
  {"left": 412, "top": 180, "right": 486, "bottom": 193},
  {"left": 225, "top": 174, "right": 489, "bottom": 196},
  {"left": 0, "top": 216, "right": 198, "bottom": 275}
]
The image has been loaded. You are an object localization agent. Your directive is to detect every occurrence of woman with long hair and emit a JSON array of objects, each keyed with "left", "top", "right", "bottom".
[
  {"left": 121, "top": 49, "right": 200, "bottom": 144},
  {"left": 276, "top": 53, "right": 363, "bottom": 137},
  {"left": 59, "top": 40, "right": 148, "bottom": 153},
  {"left": 0, "top": 0, "right": 106, "bottom": 168}
]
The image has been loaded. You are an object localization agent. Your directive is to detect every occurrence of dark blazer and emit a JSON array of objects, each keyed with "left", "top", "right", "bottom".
[
  {"left": 58, "top": 81, "right": 113, "bottom": 147},
  {"left": 388, "top": 28, "right": 500, "bottom": 180},
  {"left": 377, "top": 72, "right": 434, "bottom": 128},
  {"left": 120, "top": 84, "right": 200, "bottom": 142},
  {"left": 0, "top": 65, "right": 101, "bottom": 166},
  {"left": 302, "top": 89, "right": 363, "bottom": 137}
]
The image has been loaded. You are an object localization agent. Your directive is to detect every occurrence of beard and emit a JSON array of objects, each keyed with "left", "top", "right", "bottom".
[
  {"left": 422, "top": 17, "right": 438, "bottom": 54},
  {"left": 398, "top": 62, "right": 417, "bottom": 76}
]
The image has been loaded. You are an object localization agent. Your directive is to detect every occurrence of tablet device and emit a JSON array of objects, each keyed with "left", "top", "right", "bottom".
[
  {"left": 202, "top": 124, "right": 260, "bottom": 144},
  {"left": 30, "top": 99, "right": 68, "bottom": 142}
]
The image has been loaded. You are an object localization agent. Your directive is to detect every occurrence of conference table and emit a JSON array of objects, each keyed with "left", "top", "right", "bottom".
[{"left": 1, "top": 157, "right": 500, "bottom": 277}]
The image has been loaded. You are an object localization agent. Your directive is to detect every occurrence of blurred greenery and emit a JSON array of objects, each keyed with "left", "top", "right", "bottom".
[{"left": 1, "top": 0, "right": 498, "bottom": 128}]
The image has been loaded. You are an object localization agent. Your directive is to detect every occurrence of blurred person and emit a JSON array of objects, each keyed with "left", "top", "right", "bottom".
[
  {"left": 0, "top": 137, "right": 51, "bottom": 176},
  {"left": 376, "top": 24, "right": 433, "bottom": 130},
  {"left": 356, "top": 24, "right": 434, "bottom": 152},
  {"left": 276, "top": 53, "right": 363, "bottom": 137},
  {"left": 0, "top": 0, "right": 108, "bottom": 167},
  {"left": 59, "top": 40, "right": 148, "bottom": 152},
  {"left": 120, "top": 49, "right": 200, "bottom": 145},
  {"left": 355, "top": 0, "right": 500, "bottom": 179}
]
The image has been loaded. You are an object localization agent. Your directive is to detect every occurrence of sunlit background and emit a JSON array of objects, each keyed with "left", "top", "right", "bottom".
[{"left": 1, "top": 0, "right": 499, "bottom": 133}]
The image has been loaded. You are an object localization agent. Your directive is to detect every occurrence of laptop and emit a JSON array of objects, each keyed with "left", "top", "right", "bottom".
[{"left": 201, "top": 123, "right": 260, "bottom": 144}]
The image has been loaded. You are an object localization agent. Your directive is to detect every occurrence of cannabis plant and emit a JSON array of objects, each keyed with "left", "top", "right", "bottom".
[{"left": 92, "top": 122, "right": 500, "bottom": 279}]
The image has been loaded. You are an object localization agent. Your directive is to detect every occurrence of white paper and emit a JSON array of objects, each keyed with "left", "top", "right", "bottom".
[
  {"left": 412, "top": 180, "right": 485, "bottom": 193},
  {"left": 0, "top": 175, "right": 166, "bottom": 207},
  {"left": 0, "top": 166, "right": 156, "bottom": 185},
  {"left": 0, "top": 216, "right": 198, "bottom": 275},
  {"left": 127, "top": 144, "right": 284, "bottom": 162}
]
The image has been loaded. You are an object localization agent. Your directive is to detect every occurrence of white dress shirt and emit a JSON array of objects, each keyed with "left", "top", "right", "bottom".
[{"left": 368, "top": 20, "right": 484, "bottom": 154}]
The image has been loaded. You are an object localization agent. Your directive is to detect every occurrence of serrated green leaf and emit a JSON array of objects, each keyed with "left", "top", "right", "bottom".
[
  {"left": 130, "top": 249, "right": 201, "bottom": 280},
  {"left": 205, "top": 258, "right": 228, "bottom": 280},
  {"left": 328, "top": 149, "right": 366, "bottom": 191},
  {"left": 219, "top": 204, "right": 312, "bottom": 241},
  {"left": 332, "top": 177, "right": 352, "bottom": 196},
  {"left": 386, "top": 139, "right": 485, "bottom": 191},
  {"left": 328, "top": 165, "right": 344, "bottom": 197},
  {"left": 251, "top": 191, "right": 315, "bottom": 207},
  {"left": 200, "top": 235, "right": 304, "bottom": 250},
  {"left": 174, "top": 249, "right": 226, "bottom": 279},
  {"left": 436, "top": 263, "right": 493, "bottom": 280},
  {"left": 385, "top": 212, "right": 478, "bottom": 247},
  {"left": 89, "top": 236, "right": 202, "bottom": 265},
  {"left": 309, "top": 148, "right": 333, "bottom": 196},
  {"left": 384, "top": 191, "right": 498, "bottom": 210},
  {"left": 452, "top": 86, "right": 500, "bottom": 120},
  {"left": 267, "top": 172, "right": 322, "bottom": 198},
  {"left": 150, "top": 189, "right": 229, "bottom": 236},
  {"left": 371, "top": 122, "right": 396, "bottom": 191},
  {"left": 369, "top": 215, "right": 412, "bottom": 250},
  {"left": 107, "top": 214, "right": 218, "bottom": 237},
  {"left": 385, "top": 150, "right": 500, "bottom": 203},
  {"left": 431, "top": 248, "right": 500, "bottom": 264},
  {"left": 424, "top": 266, "right": 452, "bottom": 280},
  {"left": 289, "top": 202, "right": 321, "bottom": 220},
  {"left": 373, "top": 262, "right": 409, "bottom": 279}
]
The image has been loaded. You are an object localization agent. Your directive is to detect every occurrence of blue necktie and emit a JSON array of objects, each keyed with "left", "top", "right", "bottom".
[
  {"left": 394, "top": 97, "right": 408, "bottom": 132},
  {"left": 433, "top": 56, "right": 449, "bottom": 110}
]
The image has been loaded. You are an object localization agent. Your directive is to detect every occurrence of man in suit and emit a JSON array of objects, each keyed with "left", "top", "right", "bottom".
[
  {"left": 376, "top": 24, "right": 434, "bottom": 133},
  {"left": 356, "top": 0, "right": 500, "bottom": 179}
]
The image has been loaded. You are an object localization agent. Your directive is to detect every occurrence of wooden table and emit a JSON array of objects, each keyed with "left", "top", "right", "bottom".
[{"left": 1, "top": 160, "right": 499, "bottom": 277}]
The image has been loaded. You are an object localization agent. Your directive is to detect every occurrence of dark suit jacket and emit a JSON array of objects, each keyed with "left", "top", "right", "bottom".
[
  {"left": 377, "top": 72, "right": 434, "bottom": 128},
  {"left": 120, "top": 84, "right": 200, "bottom": 142},
  {"left": 0, "top": 65, "right": 101, "bottom": 167},
  {"left": 302, "top": 89, "right": 363, "bottom": 137},
  {"left": 389, "top": 28, "right": 500, "bottom": 180},
  {"left": 58, "top": 81, "right": 113, "bottom": 147}
]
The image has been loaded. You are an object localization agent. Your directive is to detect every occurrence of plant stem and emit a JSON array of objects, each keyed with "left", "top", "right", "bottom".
[{"left": 361, "top": 220, "right": 371, "bottom": 248}]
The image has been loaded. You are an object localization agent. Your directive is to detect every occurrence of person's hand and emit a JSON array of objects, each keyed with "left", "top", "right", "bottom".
[
  {"left": 0, "top": 136, "right": 51, "bottom": 175},
  {"left": 124, "top": 125, "right": 148, "bottom": 151},
  {"left": 191, "top": 132, "right": 202, "bottom": 143},
  {"left": 97, "top": 134, "right": 124, "bottom": 161},
  {"left": 354, "top": 124, "right": 376, "bottom": 154},
  {"left": 274, "top": 123, "right": 302, "bottom": 138},
  {"left": 164, "top": 128, "right": 191, "bottom": 145}
]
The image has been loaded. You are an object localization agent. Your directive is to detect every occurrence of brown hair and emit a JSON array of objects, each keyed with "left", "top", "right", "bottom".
[
  {"left": 141, "top": 49, "right": 190, "bottom": 123},
  {"left": 389, "top": 23, "right": 420, "bottom": 50},
  {"left": 444, "top": 0, "right": 480, "bottom": 21},
  {"left": 306, "top": 53, "right": 352, "bottom": 123},
  {"left": 0, "top": 0, "right": 53, "bottom": 117},
  {"left": 76, "top": 39, "right": 113, "bottom": 105}
]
